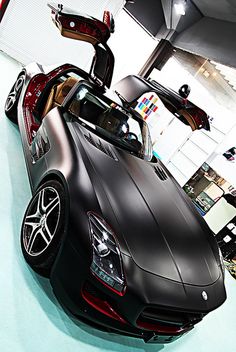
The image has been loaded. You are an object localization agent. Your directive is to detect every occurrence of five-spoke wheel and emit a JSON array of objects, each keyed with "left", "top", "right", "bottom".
[{"left": 21, "top": 180, "right": 66, "bottom": 276}]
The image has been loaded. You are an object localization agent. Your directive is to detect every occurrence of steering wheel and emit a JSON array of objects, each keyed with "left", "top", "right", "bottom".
[{"left": 125, "top": 132, "right": 138, "bottom": 141}]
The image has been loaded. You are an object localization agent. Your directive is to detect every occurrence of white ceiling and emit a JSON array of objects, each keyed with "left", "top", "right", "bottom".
[{"left": 192, "top": 0, "right": 236, "bottom": 23}]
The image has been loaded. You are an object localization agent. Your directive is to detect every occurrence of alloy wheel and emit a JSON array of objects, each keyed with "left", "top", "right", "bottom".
[
  {"left": 22, "top": 186, "right": 61, "bottom": 256},
  {"left": 5, "top": 76, "right": 24, "bottom": 112}
]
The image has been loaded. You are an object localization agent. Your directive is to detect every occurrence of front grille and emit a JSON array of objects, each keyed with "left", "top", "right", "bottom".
[{"left": 138, "top": 307, "right": 203, "bottom": 329}]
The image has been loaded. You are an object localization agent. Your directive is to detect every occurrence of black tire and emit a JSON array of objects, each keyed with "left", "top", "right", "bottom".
[
  {"left": 21, "top": 180, "right": 66, "bottom": 277},
  {"left": 5, "top": 74, "right": 25, "bottom": 124}
]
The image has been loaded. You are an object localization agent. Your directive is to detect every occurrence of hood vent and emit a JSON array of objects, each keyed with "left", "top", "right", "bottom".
[
  {"left": 84, "top": 133, "right": 118, "bottom": 161},
  {"left": 154, "top": 166, "right": 168, "bottom": 181}
]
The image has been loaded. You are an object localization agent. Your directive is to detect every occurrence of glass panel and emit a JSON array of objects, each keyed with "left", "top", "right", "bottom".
[
  {"left": 67, "top": 85, "right": 153, "bottom": 160},
  {"left": 183, "top": 164, "right": 226, "bottom": 215}
]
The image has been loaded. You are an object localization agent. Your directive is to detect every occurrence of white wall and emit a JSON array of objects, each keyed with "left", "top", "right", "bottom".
[
  {"left": 149, "top": 59, "right": 236, "bottom": 187},
  {"left": 0, "top": 0, "right": 124, "bottom": 70},
  {"left": 207, "top": 125, "right": 236, "bottom": 188},
  {"left": 108, "top": 10, "right": 157, "bottom": 84},
  {"left": 151, "top": 57, "right": 236, "bottom": 232},
  {"left": 0, "top": 3, "right": 158, "bottom": 85}
]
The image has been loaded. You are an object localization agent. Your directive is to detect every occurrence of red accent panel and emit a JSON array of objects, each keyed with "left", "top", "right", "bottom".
[
  {"left": 23, "top": 73, "right": 46, "bottom": 143},
  {"left": 0, "top": 0, "right": 10, "bottom": 22},
  {"left": 187, "top": 107, "right": 206, "bottom": 127},
  {"left": 103, "top": 11, "right": 111, "bottom": 30},
  {"left": 137, "top": 319, "right": 191, "bottom": 335},
  {"left": 58, "top": 14, "right": 110, "bottom": 43},
  {"left": 23, "top": 64, "right": 76, "bottom": 144},
  {"left": 82, "top": 288, "right": 127, "bottom": 324}
]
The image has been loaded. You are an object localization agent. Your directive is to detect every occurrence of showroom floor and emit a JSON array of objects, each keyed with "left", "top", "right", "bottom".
[{"left": 0, "top": 51, "right": 236, "bottom": 352}]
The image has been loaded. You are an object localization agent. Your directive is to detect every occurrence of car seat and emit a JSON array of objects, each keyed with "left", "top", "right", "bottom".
[{"left": 42, "top": 76, "right": 79, "bottom": 117}]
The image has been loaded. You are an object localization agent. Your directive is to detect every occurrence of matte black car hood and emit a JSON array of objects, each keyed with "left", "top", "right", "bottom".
[{"left": 77, "top": 127, "right": 220, "bottom": 287}]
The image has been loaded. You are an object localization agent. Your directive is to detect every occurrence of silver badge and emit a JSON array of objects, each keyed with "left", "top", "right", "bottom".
[{"left": 202, "top": 291, "right": 208, "bottom": 301}]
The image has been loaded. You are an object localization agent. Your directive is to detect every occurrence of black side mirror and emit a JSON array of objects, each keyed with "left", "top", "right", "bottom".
[{"left": 179, "top": 84, "right": 191, "bottom": 98}]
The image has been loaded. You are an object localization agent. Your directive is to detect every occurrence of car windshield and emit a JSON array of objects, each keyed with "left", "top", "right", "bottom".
[{"left": 67, "top": 84, "right": 153, "bottom": 161}]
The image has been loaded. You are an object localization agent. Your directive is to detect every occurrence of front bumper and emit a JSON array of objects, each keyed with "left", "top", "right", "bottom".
[
  {"left": 51, "top": 271, "right": 190, "bottom": 344},
  {"left": 50, "top": 238, "right": 226, "bottom": 344},
  {"left": 79, "top": 279, "right": 193, "bottom": 343}
]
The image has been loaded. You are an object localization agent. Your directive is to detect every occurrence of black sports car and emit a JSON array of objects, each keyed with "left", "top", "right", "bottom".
[{"left": 4, "top": 3, "right": 226, "bottom": 344}]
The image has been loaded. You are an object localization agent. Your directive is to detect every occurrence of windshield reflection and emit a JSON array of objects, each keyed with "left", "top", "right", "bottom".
[{"left": 67, "top": 85, "right": 153, "bottom": 161}]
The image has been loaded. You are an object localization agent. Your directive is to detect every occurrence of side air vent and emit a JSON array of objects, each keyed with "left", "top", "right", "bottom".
[
  {"left": 154, "top": 166, "right": 168, "bottom": 181},
  {"left": 84, "top": 133, "right": 118, "bottom": 161},
  {"left": 84, "top": 133, "right": 97, "bottom": 147},
  {"left": 31, "top": 134, "right": 50, "bottom": 164}
]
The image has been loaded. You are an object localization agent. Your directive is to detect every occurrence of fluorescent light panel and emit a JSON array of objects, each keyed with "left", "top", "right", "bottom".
[{"left": 174, "top": 3, "right": 186, "bottom": 16}]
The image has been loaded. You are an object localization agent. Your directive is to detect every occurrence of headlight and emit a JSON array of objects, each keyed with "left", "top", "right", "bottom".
[{"left": 88, "top": 212, "right": 125, "bottom": 295}]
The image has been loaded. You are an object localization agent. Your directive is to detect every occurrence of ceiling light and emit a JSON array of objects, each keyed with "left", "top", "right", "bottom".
[
  {"left": 203, "top": 70, "right": 210, "bottom": 78},
  {"left": 174, "top": 2, "right": 186, "bottom": 16}
]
